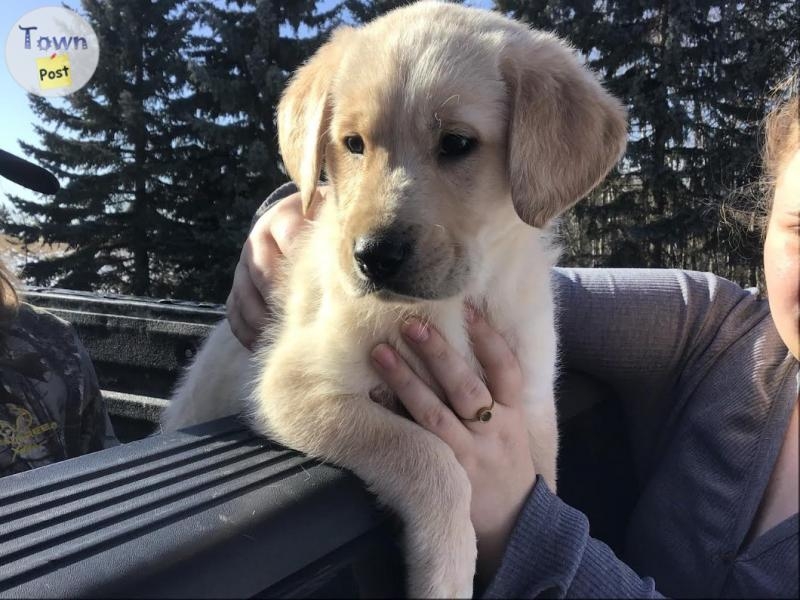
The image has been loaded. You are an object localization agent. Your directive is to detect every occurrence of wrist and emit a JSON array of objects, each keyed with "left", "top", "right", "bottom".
[{"left": 475, "top": 476, "right": 536, "bottom": 585}]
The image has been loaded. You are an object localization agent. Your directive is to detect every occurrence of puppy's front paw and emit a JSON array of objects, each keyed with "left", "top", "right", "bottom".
[{"left": 406, "top": 517, "right": 477, "bottom": 598}]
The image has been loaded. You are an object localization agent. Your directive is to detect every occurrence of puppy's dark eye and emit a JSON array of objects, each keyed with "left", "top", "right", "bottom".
[
  {"left": 344, "top": 135, "right": 365, "bottom": 154},
  {"left": 439, "top": 133, "right": 476, "bottom": 158}
]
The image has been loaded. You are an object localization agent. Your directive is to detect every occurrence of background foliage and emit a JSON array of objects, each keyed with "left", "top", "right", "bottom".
[{"left": 2, "top": 0, "right": 798, "bottom": 300}]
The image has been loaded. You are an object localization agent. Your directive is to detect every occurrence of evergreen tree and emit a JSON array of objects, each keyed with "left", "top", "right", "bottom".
[
  {"left": 342, "top": 0, "right": 413, "bottom": 23},
  {"left": 167, "top": 0, "right": 339, "bottom": 302},
  {"left": 3, "top": 0, "right": 195, "bottom": 297},
  {"left": 3, "top": 0, "right": 343, "bottom": 301},
  {"left": 497, "top": 0, "right": 798, "bottom": 287}
]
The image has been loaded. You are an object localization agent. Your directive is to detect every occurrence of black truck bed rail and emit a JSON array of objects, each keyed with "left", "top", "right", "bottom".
[{"left": 0, "top": 417, "right": 403, "bottom": 598}]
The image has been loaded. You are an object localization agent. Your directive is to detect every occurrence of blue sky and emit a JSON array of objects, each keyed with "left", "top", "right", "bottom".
[
  {"left": 1, "top": 0, "right": 83, "bottom": 207},
  {"left": 1, "top": 1, "right": 83, "bottom": 155},
  {"left": 1, "top": 0, "right": 492, "bottom": 210}
]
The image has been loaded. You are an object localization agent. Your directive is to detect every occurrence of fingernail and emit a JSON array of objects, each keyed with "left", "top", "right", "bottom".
[
  {"left": 371, "top": 344, "right": 397, "bottom": 370},
  {"left": 465, "top": 304, "right": 477, "bottom": 323},
  {"left": 402, "top": 319, "right": 430, "bottom": 343},
  {"left": 465, "top": 303, "right": 482, "bottom": 324}
]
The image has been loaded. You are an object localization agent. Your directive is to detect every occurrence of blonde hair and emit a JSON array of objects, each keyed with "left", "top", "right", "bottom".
[
  {"left": 0, "top": 259, "right": 20, "bottom": 326},
  {"left": 722, "top": 73, "right": 799, "bottom": 239},
  {"left": 763, "top": 78, "right": 800, "bottom": 203}
]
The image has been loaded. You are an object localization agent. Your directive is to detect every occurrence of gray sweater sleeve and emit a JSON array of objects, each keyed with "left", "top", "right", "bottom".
[
  {"left": 484, "top": 476, "right": 662, "bottom": 599},
  {"left": 551, "top": 267, "right": 765, "bottom": 478},
  {"left": 483, "top": 268, "right": 723, "bottom": 599},
  {"left": 483, "top": 268, "right": 794, "bottom": 599}
]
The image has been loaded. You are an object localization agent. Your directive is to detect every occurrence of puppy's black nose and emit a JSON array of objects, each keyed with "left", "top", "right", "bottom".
[{"left": 354, "top": 233, "right": 410, "bottom": 284}]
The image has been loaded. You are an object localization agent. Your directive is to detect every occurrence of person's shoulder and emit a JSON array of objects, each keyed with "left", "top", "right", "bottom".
[
  {"left": 674, "top": 268, "right": 761, "bottom": 300},
  {"left": 640, "top": 271, "right": 785, "bottom": 367},
  {"left": 671, "top": 269, "right": 770, "bottom": 327},
  {"left": 8, "top": 302, "right": 86, "bottom": 367},
  {"left": 16, "top": 301, "right": 71, "bottom": 326},
  {"left": 553, "top": 267, "right": 762, "bottom": 303},
  {"left": 14, "top": 302, "right": 77, "bottom": 342},
  {"left": 552, "top": 267, "right": 772, "bottom": 347}
]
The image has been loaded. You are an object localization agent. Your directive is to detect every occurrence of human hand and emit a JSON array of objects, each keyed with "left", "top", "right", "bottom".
[
  {"left": 369, "top": 307, "right": 537, "bottom": 584},
  {"left": 226, "top": 187, "right": 326, "bottom": 349}
]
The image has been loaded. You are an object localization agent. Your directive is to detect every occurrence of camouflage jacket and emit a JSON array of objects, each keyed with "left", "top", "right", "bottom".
[{"left": 0, "top": 303, "right": 118, "bottom": 477}]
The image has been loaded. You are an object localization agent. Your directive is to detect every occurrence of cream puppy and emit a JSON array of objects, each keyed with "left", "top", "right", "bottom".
[{"left": 163, "top": 2, "right": 627, "bottom": 597}]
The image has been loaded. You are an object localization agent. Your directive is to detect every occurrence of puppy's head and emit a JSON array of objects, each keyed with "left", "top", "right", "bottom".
[{"left": 277, "top": 2, "right": 627, "bottom": 302}]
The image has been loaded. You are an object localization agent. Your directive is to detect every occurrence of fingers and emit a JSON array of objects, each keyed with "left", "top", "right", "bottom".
[
  {"left": 269, "top": 194, "right": 309, "bottom": 259},
  {"left": 401, "top": 319, "right": 494, "bottom": 420},
  {"left": 246, "top": 233, "right": 280, "bottom": 300},
  {"left": 370, "top": 343, "right": 469, "bottom": 452},
  {"left": 226, "top": 309, "right": 257, "bottom": 350},
  {"left": 244, "top": 192, "right": 312, "bottom": 299},
  {"left": 226, "top": 256, "right": 268, "bottom": 349},
  {"left": 466, "top": 308, "right": 523, "bottom": 407},
  {"left": 225, "top": 190, "right": 314, "bottom": 349}
]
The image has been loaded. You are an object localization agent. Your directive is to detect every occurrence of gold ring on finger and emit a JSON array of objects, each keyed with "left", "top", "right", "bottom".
[{"left": 459, "top": 397, "right": 495, "bottom": 423}]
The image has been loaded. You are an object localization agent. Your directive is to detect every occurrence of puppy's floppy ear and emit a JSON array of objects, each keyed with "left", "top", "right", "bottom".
[
  {"left": 277, "top": 27, "right": 355, "bottom": 215},
  {"left": 501, "top": 30, "right": 628, "bottom": 228}
]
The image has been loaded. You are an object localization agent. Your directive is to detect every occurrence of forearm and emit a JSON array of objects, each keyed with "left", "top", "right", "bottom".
[{"left": 483, "top": 477, "right": 664, "bottom": 599}]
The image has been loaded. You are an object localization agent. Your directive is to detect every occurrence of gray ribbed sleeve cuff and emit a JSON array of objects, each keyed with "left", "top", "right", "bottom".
[{"left": 483, "top": 476, "right": 662, "bottom": 599}]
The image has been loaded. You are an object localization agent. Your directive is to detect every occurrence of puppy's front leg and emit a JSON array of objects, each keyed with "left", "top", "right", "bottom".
[
  {"left": 522, "top": 388, "right": 558, "bottom": 492},
  {"left": 253, "top": 365, "right": 476, "bottom": 598}
]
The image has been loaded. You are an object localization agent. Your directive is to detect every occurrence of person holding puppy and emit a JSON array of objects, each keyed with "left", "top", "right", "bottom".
[{"left": 225, "top": 92, "right": 798, "bottom": 597}]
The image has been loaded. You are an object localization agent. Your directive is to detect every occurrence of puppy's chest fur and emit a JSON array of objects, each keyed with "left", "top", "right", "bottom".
[{"left": 258, "top": 203, "right": 560, "bottom": 417}]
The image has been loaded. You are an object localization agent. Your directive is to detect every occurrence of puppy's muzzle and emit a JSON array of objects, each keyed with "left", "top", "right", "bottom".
[{"left": 354, "top": 231, "right": 412, "bottom": 287}]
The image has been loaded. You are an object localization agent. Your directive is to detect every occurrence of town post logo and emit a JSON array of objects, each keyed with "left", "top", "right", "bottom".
[{"left": 5, "top": 7, "right": 99, "bottom": 97}]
